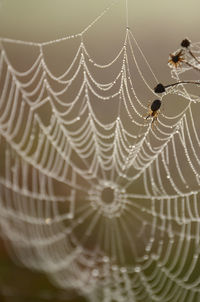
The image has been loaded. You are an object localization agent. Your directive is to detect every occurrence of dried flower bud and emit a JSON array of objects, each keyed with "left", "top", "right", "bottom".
[
  {"left": 154, "top": 83, "right": 165, "bottom": 93},
  {"left": 181, "top": 38, "right": 190, "bottom": 48}
]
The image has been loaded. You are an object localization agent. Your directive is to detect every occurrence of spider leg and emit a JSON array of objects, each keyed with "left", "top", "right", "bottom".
[
  {"left": 151, "top": 113, "right": 159, "bottom": 130},
  {"left": 145, "top": 114, "right": 151, "bottom": 120},
  {"left": 151, "top": 118, "right": 156, "bottom": 130}
]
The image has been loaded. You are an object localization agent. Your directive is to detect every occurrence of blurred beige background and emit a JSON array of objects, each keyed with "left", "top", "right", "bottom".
[{"left": 0, "top": 0, "right": 200, "bottom": 72}]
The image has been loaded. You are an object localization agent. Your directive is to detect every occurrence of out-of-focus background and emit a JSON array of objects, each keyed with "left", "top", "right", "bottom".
[
  {"left": 0, "top": 0, "right": 200, "bottom": 301},
  {"left": 0, "top": 0, "right": 200, "bottom": 76}
]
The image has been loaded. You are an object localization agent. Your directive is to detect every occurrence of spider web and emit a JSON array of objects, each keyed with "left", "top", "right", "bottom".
[{"left": 1, "top": 1, "right": 200, "bottom": 302}]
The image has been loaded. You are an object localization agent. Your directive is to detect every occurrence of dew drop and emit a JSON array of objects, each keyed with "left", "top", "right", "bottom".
[
  {"left": 134, "top": 266, "right": 141, "bottom": 273},
  {"left": 102, "top": 256, "right": 109, "bottom": 263},
  {"left": 112, "top": 265, "right": 118, "bottom": 271},
  {"left": 67, "top": 213, "right": 73, "bottom": 219},
  {"left": 145, "top": 244, "right": 151, "bottom": 252},
  {"left": 45, "top": 218, "right": 52, "bottom": 225},
  {"left": 92, "top": 269, "right": 99, "bottom": 277},
  {"left": 120, "top": 267, "right": 127, "bottom": 273}
]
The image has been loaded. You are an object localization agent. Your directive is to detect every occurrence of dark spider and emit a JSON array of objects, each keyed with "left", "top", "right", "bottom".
[{"left": 146, "top": 99, "right": 161, "bottom": 125}]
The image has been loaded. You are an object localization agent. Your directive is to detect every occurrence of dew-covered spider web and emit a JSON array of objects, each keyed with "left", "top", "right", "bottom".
[{"left": 1, "top": 1, "right": 200, "bottom": 301}]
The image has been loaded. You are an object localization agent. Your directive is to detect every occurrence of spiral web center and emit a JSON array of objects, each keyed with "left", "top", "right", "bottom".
[
  {"left": 101, "top": 187, "right": 114, "bottom": 204},
  {"left": 88, "top": 181, "right": 127, "bottom": 219}
]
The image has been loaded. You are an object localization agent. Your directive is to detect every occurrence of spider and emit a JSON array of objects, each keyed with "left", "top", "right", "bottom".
[
  {"left": 168, "top": 49, "right": 184, "bottom": 68},
  {"left": 145, "top": 99, "right": 161, "bottom": 126}
]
